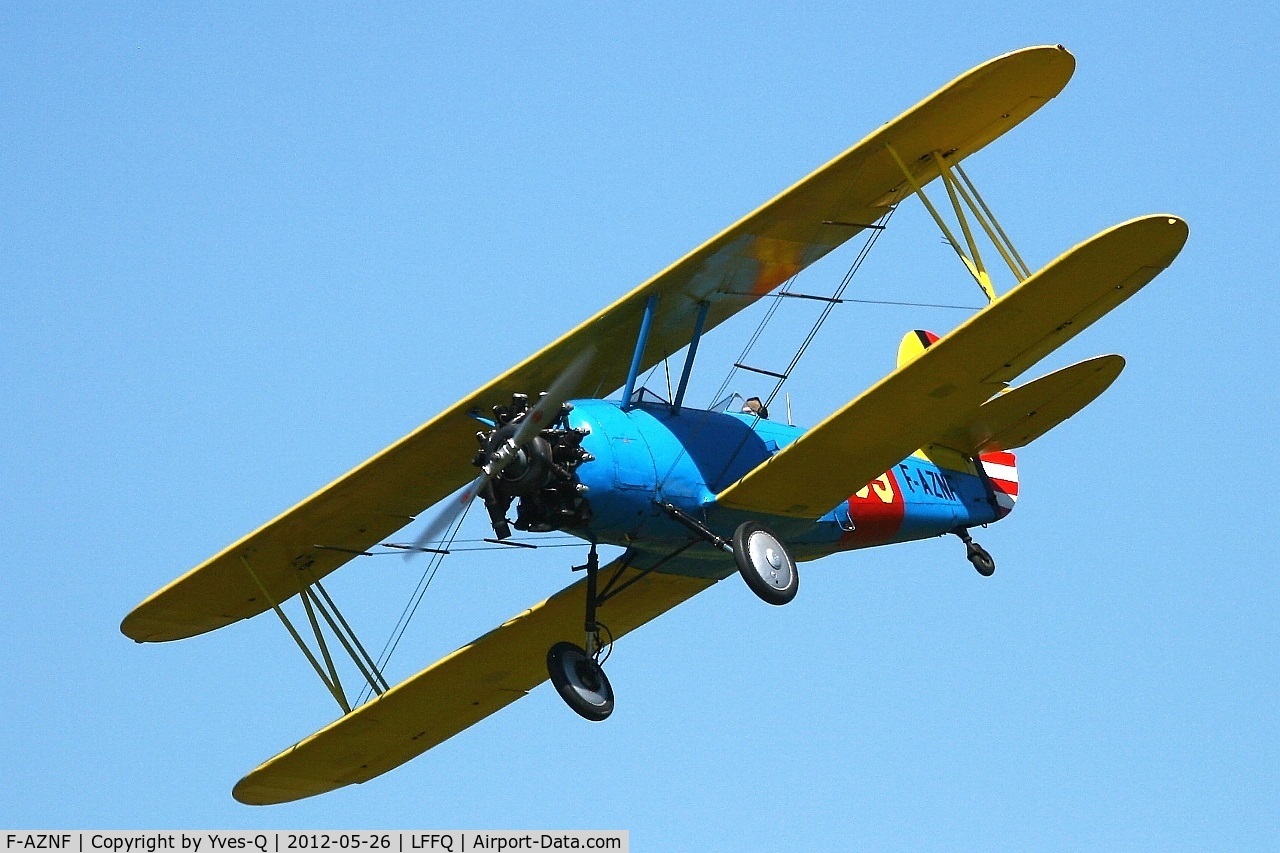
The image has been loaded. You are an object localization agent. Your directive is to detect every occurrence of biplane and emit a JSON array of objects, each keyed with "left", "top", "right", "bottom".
[{"left": 122, "top": 45, "right": 1187, "bottom": 805}]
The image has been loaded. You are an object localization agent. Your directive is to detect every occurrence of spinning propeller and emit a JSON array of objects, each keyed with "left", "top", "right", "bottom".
[{"left": 407, "top": 347, "right": 597, "bottom": 557}]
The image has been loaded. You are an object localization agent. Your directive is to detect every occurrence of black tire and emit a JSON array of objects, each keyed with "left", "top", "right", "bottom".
[
  {"left": 546, "top": 641, "right": 614, "bottom": 721},
  {"left": 967, "top": 543, "right": 996, "bottom": 577},
  {"left": 732, "top": 521, "right": 798, "bottom": 605}
]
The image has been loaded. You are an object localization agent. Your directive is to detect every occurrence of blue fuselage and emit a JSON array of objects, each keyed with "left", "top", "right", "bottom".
[{"left": 563, "top": 399, "right": 1005, "bottom": 577}]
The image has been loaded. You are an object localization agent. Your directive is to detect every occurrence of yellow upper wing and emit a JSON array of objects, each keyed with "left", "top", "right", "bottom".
[
  {"left": 122, "top": 45, "right": 1074, "bottom": 643},
  {"left": 716, "top": 215, "right": 1189, "bottom": 517},
  {"left": 232, "top": 554, "right": 720, "bottom": 805}
]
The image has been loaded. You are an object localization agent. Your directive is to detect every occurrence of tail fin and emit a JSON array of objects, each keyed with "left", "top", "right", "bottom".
[
  {"left": 897, "top": 329, "right": 940, "bottom": 369},
  {"left": 979, "top": 450, "right": 1019, "bottom": 518}
]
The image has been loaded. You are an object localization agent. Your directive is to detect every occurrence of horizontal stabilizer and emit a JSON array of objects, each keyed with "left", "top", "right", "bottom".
[
  {"left": 232, "top": 557, "right": 716, "bottom": 805},
  {"left": 716, "top": 215, "right": 1187, "bottom": 518},
  {"left": 935, "top": 354, "right": 1124, "bottom": 455}
]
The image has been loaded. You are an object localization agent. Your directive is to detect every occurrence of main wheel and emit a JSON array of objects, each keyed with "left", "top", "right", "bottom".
[
  {"left": 732, "top": 521, "right": 798, "bottom": 605},
  {"left": 967, "top": 543, "right": 996, "bottom": 577},
  {"left": 546, "top": 641, "right": 614, "bottom": 721}
]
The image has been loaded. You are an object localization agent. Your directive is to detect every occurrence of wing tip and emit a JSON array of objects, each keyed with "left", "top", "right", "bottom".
[
  {"left": 120, "top": 602, "right": 225, "bottom": 643},
  {"left": 1103, "top": 214, "right": 1190, "bottom": 267},
  {"left": 230, "top": 768, "right": 340, "bottom": 804},
  {"left": 981, "top": 43, "right": 1076, "bottom": 94}
]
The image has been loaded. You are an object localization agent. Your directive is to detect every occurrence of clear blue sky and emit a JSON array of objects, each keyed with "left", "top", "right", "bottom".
[{"left": 2, "top": 3, "right": 1276, "bottom": 849}]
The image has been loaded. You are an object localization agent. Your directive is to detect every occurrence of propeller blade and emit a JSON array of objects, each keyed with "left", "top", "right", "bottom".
[
  {"left": 511, "top": 346, "right": 596, "bottom": 446},
  {"left": 404, "top": 472, "right": 488, "bottom": 559},
  {"left": 405, "top": 346, "right": 596, "bottom": 559}
]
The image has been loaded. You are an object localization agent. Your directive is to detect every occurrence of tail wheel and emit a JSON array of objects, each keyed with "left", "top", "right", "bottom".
[
  {"left": 546, "top": 641, "right": 614, "bottom": 721},
  {"left": 967, "top": 542, "right": 996, "bottom": 577},
  {"left": 954, "top": 527, "right": 996, "bottom": 577},
  {"left": 732, "top": 521, "right": 798, "bottom": 605}
]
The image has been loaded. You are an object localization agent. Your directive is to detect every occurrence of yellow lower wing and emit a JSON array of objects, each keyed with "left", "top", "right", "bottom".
[
  {"left": 716, "top": 215, "right": 1188, "bottom": 517},
  {"left": 232, "top": 557, "right": 717, "bottom": 805}
]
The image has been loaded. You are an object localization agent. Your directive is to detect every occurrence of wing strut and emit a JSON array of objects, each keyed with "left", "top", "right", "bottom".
[
  {"left": 885, "top": 144, "right": 1030, "bottom": 302},
  {"left": 620, "top": 294, "right": 660, "bottom": 410},
  {"left": 670, "top": 300, "right": 710, "bottom": 414},
  {"left": 240, "top": 554, "right": 389, "bottom": 714}
]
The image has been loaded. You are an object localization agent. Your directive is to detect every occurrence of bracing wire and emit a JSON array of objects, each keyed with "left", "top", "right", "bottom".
[
  {"left": 649, "top": 203, "right": 898, "bottom": 493},
  {"left": 705, "top": 269, "right": 802, "bottom": 415},
  {"left": 703, "top": 203, "right": 899, "bottom": 490},
  {"left": 356, "top": 501, "right": 473, "bottom": 705},
  {"left": 763, "top": 204, "right": 899, "bottom": 411}
]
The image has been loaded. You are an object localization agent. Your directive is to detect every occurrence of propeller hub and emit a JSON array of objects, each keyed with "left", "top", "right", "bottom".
[{"left": 473, "top": 395, "right": 594, "bottom": 536}]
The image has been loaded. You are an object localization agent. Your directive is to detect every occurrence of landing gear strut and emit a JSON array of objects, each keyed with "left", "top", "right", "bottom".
[
  {"left": 953, "top": 527, "right": 995, "bottom": 577},
  {"left": 546, "top": 544, "right": 614, "bottom": 721},
  {"left": 657, "top": 502, "right": 799, "bottom": 606}
]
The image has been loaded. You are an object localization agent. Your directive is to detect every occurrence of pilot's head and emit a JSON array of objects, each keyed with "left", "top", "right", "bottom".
[{"left": 741, "top": 397, "right": 769, "bottom": 419}]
